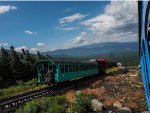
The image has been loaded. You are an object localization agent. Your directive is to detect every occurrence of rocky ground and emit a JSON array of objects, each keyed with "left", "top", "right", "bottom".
[{"left": 64, "top": 68, "right": 148, "bottom": 113}]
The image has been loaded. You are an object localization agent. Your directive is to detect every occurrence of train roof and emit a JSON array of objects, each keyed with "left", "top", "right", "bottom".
[
  {"left": 96, "top": 58, "right": 108, "bottom": 62},
  {"left": 34, "top": 60, "right": 97, "bottom": 66}
]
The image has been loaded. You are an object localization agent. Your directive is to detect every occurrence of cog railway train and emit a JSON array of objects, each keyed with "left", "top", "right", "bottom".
[{"left": 34, "top": 58, "right": 108, "bottom": 85}]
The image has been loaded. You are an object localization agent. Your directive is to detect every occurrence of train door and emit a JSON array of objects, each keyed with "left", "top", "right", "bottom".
[{"left": 38, "top": 66, "right": 43, "bottom": 83}]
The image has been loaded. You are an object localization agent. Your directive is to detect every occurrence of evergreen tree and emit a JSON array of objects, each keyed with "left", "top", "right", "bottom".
[
  {"left": 0, "top": 47, "right": 11, "bottom": 80},
  {"left": 20, "top": 53, "right": 24, "bottom": 59},
  {"left": 25, "top": 50, "right": 35, "bottom": 64},
  {"left": 10, "top": 46, "right": 20, "bottom": 63},
  {"left": 9, "top": 45, "right": 22, "bottom": 79},
  {"left": 25, "top": 50, "right": 31, "bottom": 63},
  {"left": 0, "top": 47, "right": 10, "bottom": 64},
  {"left": 37, "top": 51, "right": 42, "bottom": 59},
  {"left": 22, "top": 48, "right": 26, "bottom": 56},
  {"left": 20, "top": 48, "right": 26, "bottom": 61}
]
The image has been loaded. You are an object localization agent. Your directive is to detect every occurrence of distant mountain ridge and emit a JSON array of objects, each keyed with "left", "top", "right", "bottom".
[{"left": 44, "top": 42, "right": 138, "bottom": 57}]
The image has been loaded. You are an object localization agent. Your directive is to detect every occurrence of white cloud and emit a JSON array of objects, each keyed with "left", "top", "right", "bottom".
[
  {"left": 64, "top": 32, "right": 89, "bottom": 48},
  {"left": 58, "top": 13, "right": 89, "bottom": 24},
  {"left": 0, "top": 42, "right": 9, "bottom": 47},
  {"left": 25, "top": 30, "right": 38, "bottom": 35},
  {"left": 30, "top": 48, "right": 39, "bottom": 54},
  {"left": 65, "top": 8, "right": 74, "bottom": 12},
  {"left": 65, "top": 1, "right": 138, "bottom": 48},
  {"left": 30, "top": 43, "right": 46, "bottom": 54},
  {"left": 73, "top": 32, "right": 87, "bottom": 44},
  {"left": 0, "top": 5, "right": 17, "bottom": 14},
  {"left": 15, "top": 46, "right": 28, "bottom": 53},
  {"left": 37, "top": 43, "right": 45, "bottom": 47},
  {"left": 56, "top": 27, "right": 79, "bottom": 31},
  {"left": 3, "top": 42, "right": 8, "bottom": 46},
  {"left": 63, "top": 27, "right": 79, "bottom": 31}
]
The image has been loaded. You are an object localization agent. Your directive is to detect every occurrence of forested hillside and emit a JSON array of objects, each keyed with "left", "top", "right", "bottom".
[
  {"left": 78, "top": 50, "right": 139, "bottom": 66},
  {"left": 0, "top": 46, "right": 49, "bottom": 88}
]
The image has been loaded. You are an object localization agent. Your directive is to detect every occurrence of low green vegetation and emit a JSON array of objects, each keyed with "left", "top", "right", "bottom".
[
  {"left": 15, "top": 92, "right": 93, "bottom": 113},
  {"left": 70, "top": 92, "right": 93, "bottom": 113},
  {"left": 15, "top": 95, "right": 67, "bottom": 113},
  {"left": 0, "top": 79, "right": 48, "bottom": 100}
]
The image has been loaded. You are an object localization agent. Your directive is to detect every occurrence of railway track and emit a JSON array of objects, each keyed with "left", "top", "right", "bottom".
[
  {"left": 0, "top": 84, "right": 71, "bottom": 113},
  {"left": 0, "top": 67, "right": 128, "bottom": 113}
]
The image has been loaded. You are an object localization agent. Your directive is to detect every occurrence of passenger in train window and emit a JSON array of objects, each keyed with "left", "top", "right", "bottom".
[{"left": 46, "top": 69, "right": 55, "bottom": 85}]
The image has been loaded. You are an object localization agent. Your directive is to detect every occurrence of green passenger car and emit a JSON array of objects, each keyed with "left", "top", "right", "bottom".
[{"left": 34, "top": 60, "right": 99, "bottom": 84}]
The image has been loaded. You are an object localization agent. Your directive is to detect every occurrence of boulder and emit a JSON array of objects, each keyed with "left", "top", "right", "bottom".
[
  {"left": 91, "top": 99, "right": 103, "bottom": 112},
  {"left": 120, "top": 107, "right": 132, "bottom": 112},
  {"left": 113, "top": 101, "right": 122, "bottom": 109}
]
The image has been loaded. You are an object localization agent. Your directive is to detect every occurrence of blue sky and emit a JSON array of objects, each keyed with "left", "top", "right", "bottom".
[{"left": 0, "top": 1, "right": 138, "bottom": 53}]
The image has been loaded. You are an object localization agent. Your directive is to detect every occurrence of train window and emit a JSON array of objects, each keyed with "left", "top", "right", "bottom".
[
  {"left": 81, "top": 64, "right": 83, "bottom": 70},
  {"left": 89, "top": 64, "right": 91, "bottom": 70},
  {"left": 93, "top": 64, "right": 95, "bottom": 69},
  {"left": 79, "top": 65, "right": 81, "bottom": 71},
  {"left": 91, "top": 64, "right": 93, "bottom": 69},
  {"left": 87, "top": 64, "right": 89, "bottom": 70},
  {"left": 87, "top": 65, "right": 88, "bottom": 70},
  {"left": 95, "top": 64, "right": 97, "bottom": 69},
  {"left": 69, "top": 65, "right": 72, "bottom": 72},
  {"left": 82, "top": 64, "right": 84, "bottom": 70},
  {"left": 72, "top": 65, "right": 75, "bottom": 72},
  {"left": 60, "top": 65, "right": 64, "bottom": 73},
  {"left": 65, "top": 65, "right": 68, "bottom": 73},
  {"left": 83, "top": 64, "right": 86, "bottom": 70},
  {"left": 76, "top": 65, "right": 78, "bottom": 71},
  {"left": 80, "top": 65, "right": 82, "bottom": 71},
  {"left": 84, "top": 65, "right": 86, "bottom": 70},
  {"left": 82, "top": 65, "right": 84, "bottom": 70},
  {"left": 53, "top": 65, "right": 56, "bottom": 73},
  {"left": 74, "top": 65, "right": 76, "bottom": 72},
  {"left": 78, "top": 65, "right": 80, "bottom": 71}
]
